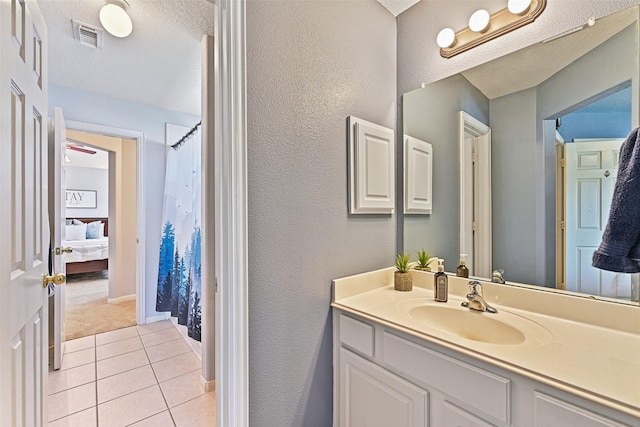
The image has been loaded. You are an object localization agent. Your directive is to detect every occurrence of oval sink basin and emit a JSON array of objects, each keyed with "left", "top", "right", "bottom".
[{"left": 404, "top": 302, "right": 552, "bottom": 346}]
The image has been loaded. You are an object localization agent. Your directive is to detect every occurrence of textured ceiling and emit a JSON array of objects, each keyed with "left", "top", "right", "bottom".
[
  {"left": 461, "top": 6, "right": 638, "bottom": 100},
  {"left": 41, "top": 0, "right": 214, "bottom": 116},
  {"left": 376, "top": 0, "right": 421, "bottom": 16}
]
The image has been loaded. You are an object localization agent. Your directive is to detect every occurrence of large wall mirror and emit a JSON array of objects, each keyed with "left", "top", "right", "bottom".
[{"left": 401, "top": 5, "right": 640, "bottom": 305}]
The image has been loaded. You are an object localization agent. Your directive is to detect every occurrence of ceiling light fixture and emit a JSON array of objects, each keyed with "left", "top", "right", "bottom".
[
  {"left": 438, "top": 0, "right": 546, "bottom": 59},
  {"left": 99, "top": 0, "right": 132, "bottom": 38}
]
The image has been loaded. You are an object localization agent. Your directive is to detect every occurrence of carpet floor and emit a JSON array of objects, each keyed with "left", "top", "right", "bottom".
[{"left": 65, "top": 272, "right": 136, "bottom": 341}]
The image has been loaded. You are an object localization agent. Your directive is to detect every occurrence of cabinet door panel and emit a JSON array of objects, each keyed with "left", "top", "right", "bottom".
[{"left": 340, "top": 348, "right": 428, "bottom": 427}]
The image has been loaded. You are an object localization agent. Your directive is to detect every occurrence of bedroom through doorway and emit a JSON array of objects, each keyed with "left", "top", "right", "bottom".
[{"left": 63, "top": 132, "right": 137, "bottom": 340}]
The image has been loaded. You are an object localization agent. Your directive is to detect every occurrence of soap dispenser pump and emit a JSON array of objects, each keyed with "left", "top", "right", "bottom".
[
  {"left": 434, "top": 259, "right": 448, "bottom": 302},
  {"left": 456, "top": 254, "right": 469, "bottom": 278}
]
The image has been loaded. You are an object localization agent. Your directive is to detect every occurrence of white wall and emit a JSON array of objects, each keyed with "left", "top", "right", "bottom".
[
  {"left": 49, "top": 84, "right": 200, "bottom": 320},
  {"left": 65, "top": 166, "right": 109, "bottom": 218}
]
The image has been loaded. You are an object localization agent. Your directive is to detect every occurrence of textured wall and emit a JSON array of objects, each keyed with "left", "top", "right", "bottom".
[
  {"left": 246, "top": 0, "right": 396, "bottom": 424},
  {"left": 49, "top": 84, "right": 200, "bottom": 319},
  {"left": 490, "top": 88, "right": 538, "bottom": 284}
]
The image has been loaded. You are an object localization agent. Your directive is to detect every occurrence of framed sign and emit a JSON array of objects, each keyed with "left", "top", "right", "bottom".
[{"left": 66, "top": 189, "right": 97, "bottom": 209}]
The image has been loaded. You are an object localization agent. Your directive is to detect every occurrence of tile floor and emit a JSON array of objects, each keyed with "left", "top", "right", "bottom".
[{"left": 47, "top": 320, "right": 215, "bottom": 426}]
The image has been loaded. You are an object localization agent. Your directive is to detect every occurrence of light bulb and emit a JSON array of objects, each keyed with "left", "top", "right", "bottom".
[
  {"left": 507, "top": 0, "right": 532, "bottom": 15},
  {"left": 469, "top": 9, "right": 490, "bottom": 33},
  {"left": 99, "top": 2, "right": 133, "bottom": 38},
  {"left": 436, "top": 28, "right": 456, "bottom": 49}
]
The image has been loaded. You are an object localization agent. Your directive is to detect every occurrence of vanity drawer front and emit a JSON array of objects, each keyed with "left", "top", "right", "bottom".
[
  {"left": 383, "top": 331, "right": 510, "bottom": 424},
  {"left": 533, "top": 392, "right": 630, "bottom": 427},
  {"left": 339, "top": 314, "right": 374, "bottom": 357}
]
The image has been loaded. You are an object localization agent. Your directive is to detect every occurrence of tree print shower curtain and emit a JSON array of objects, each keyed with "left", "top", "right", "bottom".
[{"left": 156, "top": 126, "right": 202, "bottom": 341}]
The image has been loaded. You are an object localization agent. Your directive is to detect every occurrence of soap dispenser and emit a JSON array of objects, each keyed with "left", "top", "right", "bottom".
[
  {"left": 456, "top": 254, "right": 469, "bottom": 278},
  {"left": 434, "top": 259, "right": 448, "bottom": 302}
]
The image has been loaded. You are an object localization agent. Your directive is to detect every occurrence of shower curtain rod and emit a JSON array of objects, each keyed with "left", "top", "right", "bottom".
[{"left": 171, "top": 121, "right": 202, "bottom": 150}]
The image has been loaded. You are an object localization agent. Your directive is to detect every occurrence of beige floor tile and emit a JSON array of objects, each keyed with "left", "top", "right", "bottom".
[
  {"left": 96, "top": 336, "right": 143, "bottom": 361},
  {"left": 95, "top": 326, "right": 139, "bottom": 346},
  {"left": 136, "top": 320, "right": 174, "bottom": 336},
  {"left": 48, "top": 363, "right": 96, "bottom": 395},
  {"left": 63, "top": 335, "right": 95, "bottom": 354},
  {"left": 96, "top": 348, "right": 150, "bottom": 380},
  {"left": 159, "top": 370, "right": 205, "bottom": 408},
  {"left": 48, "top": 382, "right": 97, "bottom": 422},
  {"left": 152, "top": 352, "right": 201, "bottom": 383},
  {"left": 97, "top": 385, "right": 167, "bottom": 427},
  {"left": 140, "top": 327, "right": 182, "bottom": 348},
  {"left": 145, "top": 338, "right": 191, "bottom": 363},
  {"left": 170, "top": 392, "right": 216, "bottom": 427},
  {"left": 60, "top": 348, "right": 96, "bottom": 371},
  {"left": 47, "top": 406, "right": 97, "bottom": 427},
  {"left": 97, "top": 365, "right": 157, "bottom": 404},
  {"left": 128, "top": 410, "right": 176, "bottom": 427}
]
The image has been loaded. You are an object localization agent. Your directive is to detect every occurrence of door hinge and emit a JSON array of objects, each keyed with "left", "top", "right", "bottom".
[
  {"left": 472, "top": 152, "right": 479, "bottom": 163},
  {"left": 472, "top": 221, "right": 478, "bottom": 231},
  {"left": 560, "top": 158, "right": 566, "bottom": 167},
  {"left": 560, "top": 221, "right": 565, "bottom": 230}
]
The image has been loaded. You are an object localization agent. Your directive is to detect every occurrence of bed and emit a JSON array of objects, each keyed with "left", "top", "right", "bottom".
[{"left": 65, "top": 217, "right": 109, "bottom": 275}]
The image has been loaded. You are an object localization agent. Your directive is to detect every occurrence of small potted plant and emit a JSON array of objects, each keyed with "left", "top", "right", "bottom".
[
  {"left": 394, "top": 251, "right": 413, "bottom": 291},
  {"left": 415, "top": 249, "right": 433, "bottom": 271}
]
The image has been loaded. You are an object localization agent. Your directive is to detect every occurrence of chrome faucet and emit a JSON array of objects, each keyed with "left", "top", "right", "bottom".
[
  {"left": 492, "top": 269, "right": 505, "bottom": 284},
  {"left": 461, "top": 281, "right": 498, "bottom": 313}
]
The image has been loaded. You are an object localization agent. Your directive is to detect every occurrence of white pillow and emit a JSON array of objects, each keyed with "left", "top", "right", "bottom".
[
  {"left": 72, "top": 218, "right": 84, "bottom": 225},
  {"left": 66, "top": 223, "right": 87, "bottom": 241},
  {"left": 99, "top": 223, "right": 105, "bottom": 238}
]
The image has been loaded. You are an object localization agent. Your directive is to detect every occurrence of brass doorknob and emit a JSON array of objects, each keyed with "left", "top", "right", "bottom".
[
  {"left": 53, "top": 246, "right": 73, "bottom": 255},
  {"left": 43, "top": 273, "right": 66, "bottom": 288}
]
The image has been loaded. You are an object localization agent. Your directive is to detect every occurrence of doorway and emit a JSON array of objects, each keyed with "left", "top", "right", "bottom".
[
  {"left": 65, "top": 123, "right": 145, "bottom": 322},
  {"left": 553, "top": 84, "right": 640, "bottom": 302},
  {"left": 459, "top": 111, "right": 492, "bottom": 278}
]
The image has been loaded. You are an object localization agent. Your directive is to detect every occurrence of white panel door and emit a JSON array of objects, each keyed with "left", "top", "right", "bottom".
[
  {"left": 50, "top": 107, "right": 68, "bottom": 370},
  {"left": 0, "top": 0, "right": 49, "bottom": 424},
  {"left": 565, "top": 140, "right": 627, "bottom": 298}
]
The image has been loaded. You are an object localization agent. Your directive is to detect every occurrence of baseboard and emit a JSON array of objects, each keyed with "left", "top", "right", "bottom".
[
  {"left": 144, "top": 313, "right": 171, "bottom": 324},
  {"left": 107, "top": 294, "right": 136, "bottom": 304},
  {"left": 201, "top": 376, "right": 215, "bottom": 393}
]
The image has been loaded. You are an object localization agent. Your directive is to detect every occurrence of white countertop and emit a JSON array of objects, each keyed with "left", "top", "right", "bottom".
[{"left": 332, "top": 268, "right": 640, "bottom": 418}]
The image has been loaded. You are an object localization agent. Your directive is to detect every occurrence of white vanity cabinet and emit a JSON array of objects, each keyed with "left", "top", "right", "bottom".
[{"left": 333, "top": 310, "right": 640, "bottom": 427}]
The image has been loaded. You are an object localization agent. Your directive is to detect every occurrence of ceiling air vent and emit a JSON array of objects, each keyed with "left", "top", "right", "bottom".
[{"left": 71, "top": 20, "right": 104, "bottom": 49}]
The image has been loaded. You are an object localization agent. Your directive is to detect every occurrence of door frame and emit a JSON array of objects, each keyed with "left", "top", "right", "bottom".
[
  {"left": 215, "top": 0, "right": 249, "bottom": 424},
  {"left": 63, "top": 120, "right": 146, "bottom": 325},
  {"left": 459, "top": 111, "right": 492, "bottom": 278}
]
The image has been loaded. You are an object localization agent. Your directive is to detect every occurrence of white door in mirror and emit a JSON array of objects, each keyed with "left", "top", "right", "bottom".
[{"left": 565, "top": 139, "right": 632, "bottom": 299}]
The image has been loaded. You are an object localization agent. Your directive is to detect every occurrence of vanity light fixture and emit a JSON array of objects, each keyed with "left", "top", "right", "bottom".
[
  {"left": 99, "top": 0, "right": 133, "bottom": 38},
  {"left": 469, "top": 10, "right": 490, "bottom": 33},
  {"left": 436, "top": 28, "right": 456, "bottom": 49},
  {"left": 507, "top": 0, "right": 532, "bottom": 15},
  {"left": 438, "top": 0, "right": 546, "bottom": 58}
]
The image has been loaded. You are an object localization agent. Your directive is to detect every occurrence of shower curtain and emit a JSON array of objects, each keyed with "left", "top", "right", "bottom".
[{"left": 155, "top": 125, "right": 202, "bottom": 341}]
